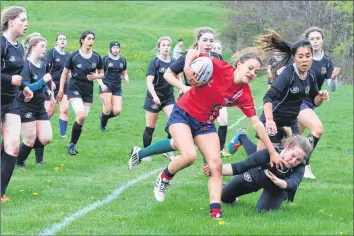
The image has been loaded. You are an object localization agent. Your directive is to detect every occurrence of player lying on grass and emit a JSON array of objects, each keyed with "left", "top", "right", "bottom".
[{"left": 204, "top": 134, "right": 312, "bottom": 212}]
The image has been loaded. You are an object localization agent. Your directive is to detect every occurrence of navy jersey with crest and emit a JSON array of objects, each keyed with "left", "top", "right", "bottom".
[
  {"left": 102, "top": 55, "right": 127, "bottom": 89},
  {"left": 263, "top": 64, "right": 319, "bottom": 119},
  {"left": 1, "top": 35, "right": 25, "bottom": 104},
  {"left": 169, "top": 50, "right": 223, "bottom": 86},
  {"left": 65, "top": 50, "right": 103, "bottom": 84},
  {"left": 146, "top": 56, "right": 176, "bottom": 100},
  {"left": 45, "top": 48, "right": 70, "bottom": 83},
  {"left": 18, "top": 60, "right": 48, "bottom": 105}
]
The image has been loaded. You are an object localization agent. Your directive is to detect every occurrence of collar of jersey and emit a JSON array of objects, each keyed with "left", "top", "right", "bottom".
[{"left": 293, "top": 63, "right": 307, "bottom": 79}]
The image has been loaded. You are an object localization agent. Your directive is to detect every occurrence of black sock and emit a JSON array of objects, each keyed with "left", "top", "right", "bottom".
[
  {"left": 108, "top": 111, "right": 117, "bottom": 119},
  {"left": 143, "top": 127, "right": 155, "bottom": 148},
  {"left": 101, "top": 113, "right": 110, "bottom": 128},
  {"left": 163, "top": 167, "right": 175, "bottom": 178},
  {"left": 35, "top": 147, "right": 44, "bottom": 163},
  {"left": 167, "top": 133, "right": 172, "bottom": 139},
  {"left": 1, "top": 152, "right": 17, "bottom": 195},
  {"left": 17, "top": 143, "right": 32, "bottom": 166},
  {"left": 71, "top": 122, "right": 83, "bottom": 145},
  {"left": 218, "top": 126, "right": 228, "bottom": 150},
  {"left": 1, "top": 140, "right": 4, "bottom": 155},
  {"left": 306, "top": 134, "right": 320, "bottom": 165},
  {"left": 210, "top": 202, "right": 221, "bottom": 210},
  {"left": 239, "top": 135, "right": 257, "bottom": 156}
]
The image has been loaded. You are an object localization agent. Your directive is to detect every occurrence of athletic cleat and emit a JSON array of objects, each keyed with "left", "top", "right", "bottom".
[
  {"left": 128, "top": 146, "right": 141, "bottom": 170},
  {"left": 162, "top": 152, "right": 175, "bottom": 161},
  {"left": 210, "top": 209, "right": 222, "bottom": 219},
  {"left": 228, "top": 128, "right": 247, "bottom": 154},
  {"left": 154, "top": 172, "right": 170, "bottom": 202},
  {"left": 68, "top": 142, "right": 78, "bottom": 155},
  {"left": 1, "top": 194, "right": 10, "bottom": 203},
  {"left": 99, "top": 114, "right": 106, "bottom": 132},
  {"left": 141, "top": 156, "right": 152, "bottom": 162},
  {"left": 100, "top": 126, "right": 106, "bottom": 132},
  {"left": 303, "top": 165, "right": 316, "bottom": 179},
  {"left": 220, "top": 149, "right": 231, "bottom": 157},
  {"left": 61, "top": 134, "right": 67, "bottom": 138}
]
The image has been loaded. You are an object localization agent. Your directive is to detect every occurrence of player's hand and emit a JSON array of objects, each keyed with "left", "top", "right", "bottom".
[
  {"left": 184, "top": 66, "right": 201, "bottom": 87},
  {"left": 153, "top": 96, "right": 161, "bottom": 105},
  {"left": 203, "top": 164, "right": 210, "bottom": 177},
  {"left": 264, "top": 169, "right": 277, "bottom": 181},
  {"left": 23, "top": 87, "right": 33, "bottom": 102},
  {"left": 56, "top": 90, "right": 64, "bottom": 102},
  {"left": 87, "top": 73, "right": 97, "bottom": 81},
  {"left": 269, "top": 150, "right": 284, "bottom": 169},
  {"left": 332, "top": 67, "right": 341, "bottom": 79},
  {"left": 181, "top": 85, "right": 191, "bottom": 94},
  {"left": 43, "top": 73, "right": 52, "bottom": 83},
  {"left": 11, "top": 75, "right": 22, "bottom": 86},
  {"left": 124, "top": 77, "right": 129, "bottom": 84},
  {"left": 100, "top": 84, "right": 108, "bottom": 92},
  {"left": 265, "top": 119, "right": 277, "bottom": 137},
  {"left": 51, "top": 80, "right": 56, "bottom": 90},
  {"left": 319, "top": 90, "right": 329, "bottom": 101}
]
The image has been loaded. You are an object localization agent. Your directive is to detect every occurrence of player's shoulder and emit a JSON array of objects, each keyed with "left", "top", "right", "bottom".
[{"left": 92, "top": 50, "right": 102, "bottom": 58}]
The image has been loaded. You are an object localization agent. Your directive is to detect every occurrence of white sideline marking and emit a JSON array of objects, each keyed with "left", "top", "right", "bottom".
[
  {"left": 228, "top": 105, "right": 263, "bottom": 130},
  {"left": 39, "top": 168, "right": 164, "bottom": 236}
]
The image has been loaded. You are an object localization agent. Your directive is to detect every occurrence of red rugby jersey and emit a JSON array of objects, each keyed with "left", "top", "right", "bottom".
[{"left": 177, "top": 55, "right": 256, "bottom": 124}]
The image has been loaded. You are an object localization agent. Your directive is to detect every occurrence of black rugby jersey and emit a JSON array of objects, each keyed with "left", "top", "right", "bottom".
[
  {"left": 45, "top": 48, "right": 70, "bottom": 83},
  {"left": 102, "top": 54, "right": 127, "bottom": 88},
  {"left": 1, "top": 35, "right": 25, "bottom": 104}
]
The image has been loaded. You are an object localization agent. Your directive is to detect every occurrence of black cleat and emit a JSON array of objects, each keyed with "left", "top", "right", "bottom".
[{"left": 68, "top": 142, "right": 78, "bottom": 155}]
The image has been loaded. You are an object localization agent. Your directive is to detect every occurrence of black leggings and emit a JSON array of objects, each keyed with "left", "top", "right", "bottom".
[{"left": 222, "top": 172, "right": 286, "bottom": 212}]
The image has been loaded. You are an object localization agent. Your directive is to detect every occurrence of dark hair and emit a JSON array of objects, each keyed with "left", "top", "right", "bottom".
[
  {"left": 304, "top": 26, "right": 324, "bottom": 39},
  {"left": 56, "top": 32, "right": 66, "bottom": 41},
  {"left": 178, "top": 39, "right": 184, "bottom": 42},
  {"left": 232, "top": 47, "right": 264, "bottom": 67},
  {"left": 79, "top": 30, "right": 95, "bottom": 47},
  {"left": 254, "top": 29, "right": 313, "bottom": 72}
]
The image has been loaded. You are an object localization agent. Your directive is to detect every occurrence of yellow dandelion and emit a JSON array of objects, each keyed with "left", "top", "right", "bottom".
[
  {"left": 32, "top": 192, "right": 38, "bottom": 196},
  {"left": 200, "top": 208, "right": 204, "bottom": 210},
  {"left": 339, "top": 232, "right": 343, "bottom": 235},
  {"left": 218, "top": 221, "right": 225, "bottom": 225},
  {"left": 54, "top": 167, "right": 60, "bottom": 171},
  {"left": 19, "top": 189, "right": 25, "bottom": 193},
  {"left": 60, "top": 164, "right": 64, "bottom": 166},
  {"left": 189, "top": 208, "right": 193, "bottom": 211},
  {"left": 319, "top": 209, "right": 324, "bottom": 213}
]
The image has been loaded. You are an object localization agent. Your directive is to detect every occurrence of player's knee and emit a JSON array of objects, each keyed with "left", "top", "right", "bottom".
[
  {"left": 181, "top": 149, "right": 197, "bottom": 165},
  {"left": 23, "top": 136, "right": 36, "bottom": 147},
  {"left": 5, "top": 139, "right": 20, "bottom": 156},
  {"left": 76, "top": 114, "right": 86, "bottom": 124},
  {"left": 38, "top": 133, "right": 52, "bottom": 146},
  {"left": 208, "top": 158, "right": 222, "bottom": 176},
  {"left": 312, "top": 123, "right": 324, "bottom": 137},
  {"left": 112, "top": 108, "right": 121, "bottom": 116},
  {"left": 60, "top": 106, "right": 68, "bottom": 116}
]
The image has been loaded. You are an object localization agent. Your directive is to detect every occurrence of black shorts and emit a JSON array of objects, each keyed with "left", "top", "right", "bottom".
[
  {"left": 53, "top": 81, "right": 68, "bottom": 98},
  {"left": 67, "top": 79, "right": 93, "bottom": 103},
  {"left": 256, "top": 112, "right": 299, "bottom": 143},
  {"left": 143, "top": 94, "right": 175, "bottom": 113},
  {"left": 1, "top": 100, "right": 20, "bottom": 123},
  {"left": 98, "top": 84, "right": 122, "bottom": 96},
  {"left": 18, "top": 101, "right": 49, "bottom": 123}
]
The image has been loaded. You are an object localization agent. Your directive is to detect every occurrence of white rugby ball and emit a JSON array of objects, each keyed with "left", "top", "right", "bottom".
[{"left": 190, "top": 57, "right": 213, "bottom": 85}]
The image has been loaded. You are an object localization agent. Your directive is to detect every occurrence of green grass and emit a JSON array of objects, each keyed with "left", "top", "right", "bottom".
[{"left": 1, "top": 1, "right": 353, "bottom": 235}]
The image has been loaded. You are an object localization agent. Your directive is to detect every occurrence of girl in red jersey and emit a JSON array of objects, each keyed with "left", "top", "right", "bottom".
[{"left": 129, "top": 47, "right": 283, "bottom": 219}]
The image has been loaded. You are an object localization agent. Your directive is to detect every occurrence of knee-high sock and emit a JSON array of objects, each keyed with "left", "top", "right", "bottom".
[
  {"left": 143, "top": 127, "right": 155, "bottom": 148},
  {"left": 239, "top": 135, "right": 257, "bottom": 156},
  {"left": 108, "top": 111, "right": 117, "bottom": 119},
  {"left": 33, "top": 138, "right": 44, "bottom": 164},
  {"left": 17, "top": 143, "right": 32, "bottom": 166},
  {"left": 59, "top": 118, "right": 68, "bottom": 136},
  {"left": 100, "top": 113, "right": 110, "bottom": 128},
  {"left": 218, "top": 126, "right": 228, "bottom": 150},
  {"left": 71, "top": 122, "right": 83, "bottom": 144},
  {"left": 1, "top": 152, "right": 17, "bottom": 195},
  {"left": 138, "top": 139, "right": 174, "bottom": 160},
  {"left": 306, "top": 133, "right": 320, "bottom": 165}
]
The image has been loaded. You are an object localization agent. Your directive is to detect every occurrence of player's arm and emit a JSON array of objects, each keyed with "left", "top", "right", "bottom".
[
  {"left": 183, "top": 49, "right": 202, "bottom": 86},
  {"left": 326, "top": 58, "right": 339, "bottom": 92},
  {"left": 164, "top": 68, "right": 189, "bottom": 94}
]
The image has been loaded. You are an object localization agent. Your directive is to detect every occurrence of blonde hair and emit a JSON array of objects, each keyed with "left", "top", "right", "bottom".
[
  {"left": 24, "top": 36, "right": 47, "bottom": 58},
  {"left": 191, "top": 27, "right": 215, "bottom": 49},
  {"left": 231, "top": 47, "right": 264, "bottom": 67},
  {"left": 23, "top": 32, "right": 41, "bottom": 53},
  {"left": 1, "top": 6, "right": 26, "bottom": 33},
  {"left": 156, "top": 36, "right": 172, "bottom": 52}
]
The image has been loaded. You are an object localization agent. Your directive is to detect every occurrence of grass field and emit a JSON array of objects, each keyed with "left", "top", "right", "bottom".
[{"left": 1, "top": 1, "right": 353, "bottom": 235}]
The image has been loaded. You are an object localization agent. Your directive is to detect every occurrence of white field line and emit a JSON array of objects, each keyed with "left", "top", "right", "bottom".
[
  {"left": 39, "top": 167, "right": 164, "bottom": 236},
  {"left": 228, "top": 105, "right": 263, "bottom": 130}
]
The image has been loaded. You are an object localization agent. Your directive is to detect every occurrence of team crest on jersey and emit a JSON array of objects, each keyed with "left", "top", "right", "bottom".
[
  {"left": 243, "top": 172, "right": 252, "bottom": 182},
  {"left": 108, "top": 63, "right": 113, "bottom": 68},
  {"left": 33, "top": 75, "right": 38, "bottom": 80},
  {"left": 24, "top": 112, "right": 33, "bottom": 119},
  {"left": 305, "top": 86, "right": 310, "bottom": 95},
  {"left": 92, "top": 63, "right": 97, "bottom": 69},
  {"left": 120, "top": 63, "right": 123, "bottom": 68},
  {"left": 73, "top": 91, "right": 79, "bottom": 96},
  {"left": 151, "top": 104, "right": 159, "bottom": 110},
  {"left": 9, "top": 56, "right": 16, "bottom": 62},
  {"left": 158, "top": 67, "right": 166, "bottom": 73},
  {"left": 290, "top": 86, "right": 299, "bottom": 94},
  {"left": 76, "top": 64, "right": 82, "bottom": 69},
  {"left": 321, "top": 66, "right": 327, "bottom": 75},
  {"left": 55, "top": 58, "right": 60, "bottom": 62}
]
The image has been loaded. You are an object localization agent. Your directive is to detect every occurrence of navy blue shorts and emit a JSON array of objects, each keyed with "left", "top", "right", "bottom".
[
  {"left": 18, "top": 101, "right": 49, "bottom": 123},
  {"left": 1, "top": 100, "right": 20, "bottom": 123},
  {"left": 143, "top": 94, "right": 175, "bottom": 113},
  {"left": 165, "top": 104, "right": 216, "bottom": 138},
  {"left": 257, "top": 112, "right": 299, "bottom": 143},
  {"left": 300, "top": 99, "right": 316, "bottom": 111},
  {"left": 99, "top": 84, "right": 122, "bottom": 96},
  {"left": 67, "top": 80, "right": 93, "bottom": 103}
]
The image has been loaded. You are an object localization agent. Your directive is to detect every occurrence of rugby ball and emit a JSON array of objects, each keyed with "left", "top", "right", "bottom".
[{"left": 190, "top": 57, "right": 213, "bottom": 85}]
